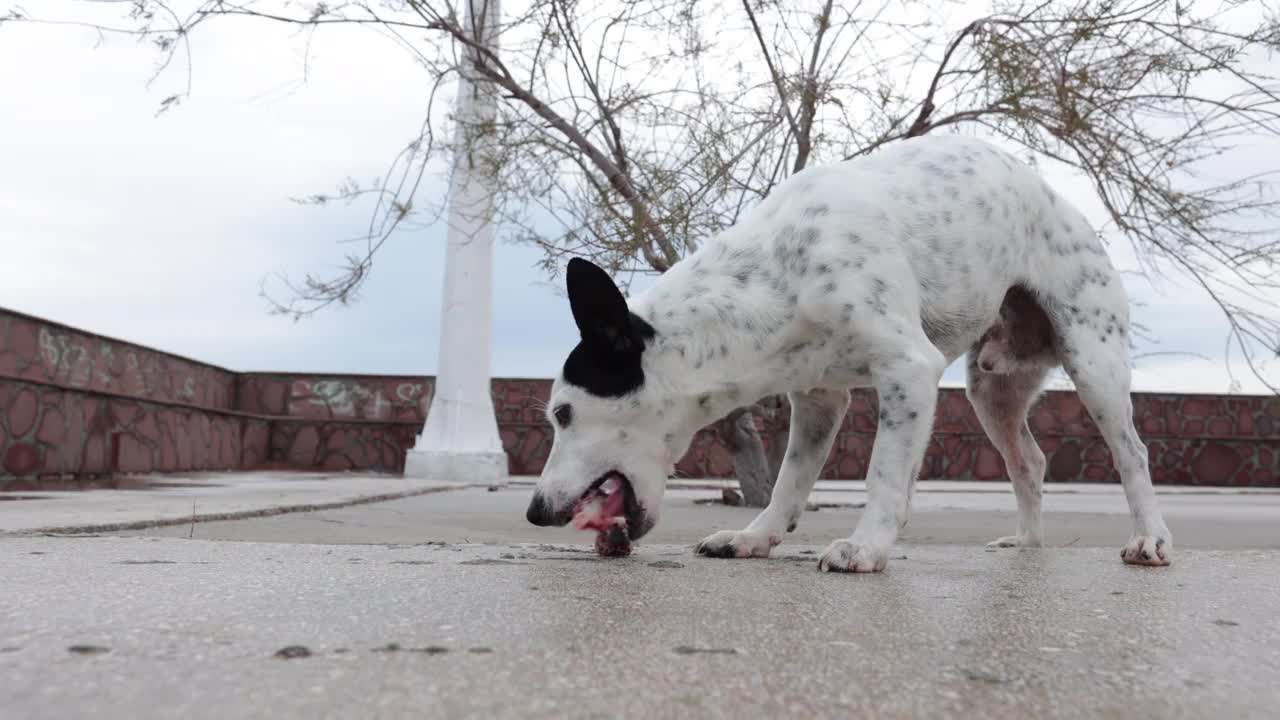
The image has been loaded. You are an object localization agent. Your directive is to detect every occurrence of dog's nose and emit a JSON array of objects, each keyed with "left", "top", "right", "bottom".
[
  {"left": 525, "top": 492, "right": 561, "bottom": 526},
  {"left": 980, "top": 359, "right": 995, "bottom": 372}
]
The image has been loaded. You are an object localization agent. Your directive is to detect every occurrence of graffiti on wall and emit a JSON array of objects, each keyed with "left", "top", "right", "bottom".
[
  {"left": 0, "top": 312, "right": 234, "bottom": 409},
  {"left": 286, "top": 378, "right": 432, "bottom": 422},
  {"left": 38, "top": 327, "right": 204, "bottom": 403}
]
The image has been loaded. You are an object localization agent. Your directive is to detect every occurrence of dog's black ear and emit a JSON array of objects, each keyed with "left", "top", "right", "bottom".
[{"left": 566, "top": 258, "right": 642, "bottom": 354}]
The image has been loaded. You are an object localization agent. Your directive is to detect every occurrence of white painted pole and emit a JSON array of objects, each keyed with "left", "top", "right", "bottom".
[{"left": 404, "top": 0, "right": 508, "bottom": 483}]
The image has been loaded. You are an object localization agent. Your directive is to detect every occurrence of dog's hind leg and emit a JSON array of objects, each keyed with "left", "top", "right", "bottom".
[
  {"left": 1045, "top": 278, "right": 1172, "bottom": 565},
  {"left": 696, "top": 388, "right": 850, "bottom": 559},
  {"left": 965, "top": 358, "right": 1050, "bottom": 548},
  {"left": 818, "top": 337, "right": 947, "bottom": 573}
]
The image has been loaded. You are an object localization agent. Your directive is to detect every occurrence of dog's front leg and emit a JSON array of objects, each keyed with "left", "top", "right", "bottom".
[
  {"left": 818, "top": 346, "right": 945, "bottom": 573},
  {"left": 696, "top": 388, "right": 850, "bottom": 559}
]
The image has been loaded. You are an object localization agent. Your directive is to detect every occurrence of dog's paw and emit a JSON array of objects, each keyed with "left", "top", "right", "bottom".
[
  {"left": 986, "top": 534, "right": 1042, "bottom": 548},
  {"left": 1121, "top": 535, "right": 1171, "bottom": 566},
  {"left": 695, "top": 529, "right": 780, "bottom": 559},
  {"left": 817, "top": 539, "right": 890, "bottom": 573}
]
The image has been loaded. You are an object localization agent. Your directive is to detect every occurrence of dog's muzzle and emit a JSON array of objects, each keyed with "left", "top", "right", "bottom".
[
  {"left": 525, "top": 478, "right": 657, "bottom": 541},
  {"left": 525, "top": 492, "right": 571, "bottom": 527}
]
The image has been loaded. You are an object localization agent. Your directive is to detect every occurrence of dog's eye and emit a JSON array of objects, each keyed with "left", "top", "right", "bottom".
[{"left": 553, "top": 404, "right": 573, "bottom": 429}]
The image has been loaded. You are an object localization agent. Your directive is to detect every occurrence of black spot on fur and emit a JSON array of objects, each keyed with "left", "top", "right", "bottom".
[
  {"left": 866, "top": 278, "right": 889, "bottom": 315},
  {"left": 697, "top": 543, "right": 737, "bottom": 559},
  {"left": 560, "top": 262, "right": 656, "bottom": 397},
  {"left": 974, "top": 197, "right": 993, "bottom": 221},
  {"left": 562, "top": 310, "right": 655, "bottom": 399}
]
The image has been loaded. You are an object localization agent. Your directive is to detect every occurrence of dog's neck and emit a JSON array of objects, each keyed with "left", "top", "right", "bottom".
[{"left": 632, "top": 248, "right": 802, "bottom": 414}]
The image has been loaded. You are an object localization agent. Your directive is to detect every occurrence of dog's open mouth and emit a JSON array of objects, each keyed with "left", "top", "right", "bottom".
[{"left": 571, "top": 472, "right": 641, "bottom": 557}]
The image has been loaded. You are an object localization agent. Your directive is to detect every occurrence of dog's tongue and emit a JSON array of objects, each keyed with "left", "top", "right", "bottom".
[
  {"left": 571, "top": 477, "right": 627, "bottom": 530},
  {"left": 571, "top": 477, "right": 632, "bottom": 557},
  {"left": 599, "top": 479, "right": 627, "bottom": 517}
]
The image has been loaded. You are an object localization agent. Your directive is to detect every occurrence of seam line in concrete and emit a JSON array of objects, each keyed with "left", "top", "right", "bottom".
[{"left": 2, "top": 484, "right": 470, "bottom": 538}]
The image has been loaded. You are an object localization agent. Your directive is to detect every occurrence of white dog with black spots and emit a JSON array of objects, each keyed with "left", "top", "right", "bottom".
[{"left": 525, "top": 133, "right": 1172, "bottom": 572}]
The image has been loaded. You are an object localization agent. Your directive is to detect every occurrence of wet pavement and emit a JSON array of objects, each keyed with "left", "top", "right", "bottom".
[
  {"left": 0, "top": 472, "right": 463, "bottom": 534},
  {"left": 2, "top": 536, "right": 1278, "bottom": 719},
  {"left": 118, "top": 484, "right": 1280, "bottom": 550},
  {"left": 3, "top": 482, "right": 1280, "bottom": 718}
]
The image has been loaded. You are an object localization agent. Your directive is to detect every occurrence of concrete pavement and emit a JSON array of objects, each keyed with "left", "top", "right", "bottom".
[
  {"left": 3, "top": 477, "right": 1280, "bottom": 718},
  {"left": 0, "top": 472, "right": 465, "bottom": 535},
  {"left": 119, "top": 483, "right": 1280, "bottom": 550},
  {"left": 2, "top": 536, "right": 1278, "bottom": 719}
]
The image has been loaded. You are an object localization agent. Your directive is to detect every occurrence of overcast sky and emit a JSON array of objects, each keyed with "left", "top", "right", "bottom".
[{"left": 1, "top": 2, "right": 1276, "bottom": 392}]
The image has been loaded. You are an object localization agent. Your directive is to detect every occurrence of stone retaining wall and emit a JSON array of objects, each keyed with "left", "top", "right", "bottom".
[{"left": 2, "top": 306, "right": 1277, "bottom": 488}]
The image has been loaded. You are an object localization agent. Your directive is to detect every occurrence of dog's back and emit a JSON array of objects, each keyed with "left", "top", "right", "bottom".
[{"left": 675, "top": 134, "right": 1117, "bottom": 366}]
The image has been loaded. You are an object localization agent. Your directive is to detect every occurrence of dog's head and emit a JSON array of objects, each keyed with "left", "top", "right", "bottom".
[{"left": 525, "top": 258, "right": 697, "bottom": 541}]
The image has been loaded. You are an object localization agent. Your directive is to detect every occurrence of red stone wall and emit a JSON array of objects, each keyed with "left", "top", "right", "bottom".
[
  {"left": 265, "top": 420, "right": 421, "bottom": 473},
  {"left": 237, "top": 373, "right": 432, "bottom": 422},
  {"left": 2, "top": 306, "right": 1278, "bottom": 488},
  {"left": 493, "top": 380, "right": 1280, "bottom": 486},
  {"left": 0, "top": 309, "right": 237, "bottom": 410},
  {"left": 0, "top": 379, "right": 269, "bottom": 490}
]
